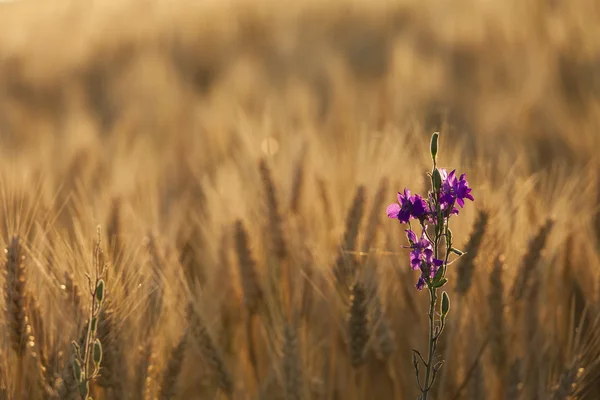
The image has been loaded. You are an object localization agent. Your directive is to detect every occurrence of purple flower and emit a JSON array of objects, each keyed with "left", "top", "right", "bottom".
[
  {"left": 387, "top": 189, "right": 429, "bottom": 223},
  {"left": 454, "top": 173, "right": 474, "bottom": 207},
  {"left": 416, "top": 275, "right": 427, "bottom": 291},
  {"left": 405, "top": 229, "right": 444, "bottom": 290},
  {"left": 438, "top": 169, "right": 474, "bottom": 213}
]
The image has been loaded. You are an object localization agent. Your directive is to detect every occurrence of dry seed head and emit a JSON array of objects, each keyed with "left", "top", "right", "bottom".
[
  {"left": 106, "top": 197, "right": 122, "bottom": 266},
  {"left": 289, "top": 146, "right": 307, "bottom": 215},
  {"left": 371, "top": 294, "right": 396, "bottom": 362},
  {"left": 551, "top": 357, "right": 584, "bottom": 400},
  {"left": 511, "top": 218, "right": 554, "bottom": 301},
  {"left": 506, "top": 358, "right": 523, "bottom": 400},
  {"left": 4, "top": 236, "right": 29, "bottom": 356},
  {"left": 63, "top": 271, "right": 83, "bottom": 320},
  {"left": 348, "top": 281, "right": 369, "bottom": 367},
  {"left": 26, "top": 291, "right": 51, "bottom": 388},
  {"left": 316, "top": 177, "right": 334, "bottom": 230},
  {"left": 234, "top": 220, "right": 263, "bottom": 314},
  {"left": 144, "top": 233, "right": 165, "bottom": 333},
  {"left": 187, "top": 304, "right": 234, "bottom": 395},
  {"left": 361, "top": 177, "right": 389, "bottom": 254},
  {"left": 96, "top": 308, "right": 127, "bottom": 396},
  {"left": 455, "top": 209, "right": 489, "bottom": 296},
  {"left": 158, "top": 330, "right": 188, "bottom": 400},
  {"left": 282, "top": 322, "right": 304, "bottom": 400},
  {"left": 334, "top": 185, "right": 366, "bottom": 288},
  {"left": 135, "top": 341, "right": 157, "bottom": 400},
  {"left": 259, "top": 158, "right": 287, "bottom": 260}
]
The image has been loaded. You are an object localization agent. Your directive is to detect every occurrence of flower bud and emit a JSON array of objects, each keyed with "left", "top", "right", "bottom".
[
  {"left": 430, "top": 132, "right": 439, "bottom": 163},
  {"left": 432, "top": 168, "right": 442, "bottom": 193}
]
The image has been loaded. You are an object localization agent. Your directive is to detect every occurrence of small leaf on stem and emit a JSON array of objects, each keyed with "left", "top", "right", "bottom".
[{"left": 441, "top": 291, "right": 450, "bottom": 317}]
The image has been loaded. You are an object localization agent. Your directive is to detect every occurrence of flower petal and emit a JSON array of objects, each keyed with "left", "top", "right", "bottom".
[
  {"left": 406, "top": 229, "right": 417, "bottom": 243},
  {"left": 386, "top": 203, "right": 401, "bottom": 218}
]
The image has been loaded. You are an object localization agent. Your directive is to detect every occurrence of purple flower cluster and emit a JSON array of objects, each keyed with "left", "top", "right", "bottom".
[
  {"left": 386, "top": 168, "right": 474, "bottom": 290},
  {"left": 406, "top": 229, "right": 444, "bottom": 290}
]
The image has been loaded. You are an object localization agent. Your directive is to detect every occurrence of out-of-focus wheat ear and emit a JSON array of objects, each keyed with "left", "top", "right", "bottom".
[
  {"left": 144, "top": 352, "right": 158, "bottom": 400},
  {"left": 523, "top": 257, "right": 543, "bottom": 400},
  {"left": 5, "top": 236, "right": 28, "bottom": 356},
  {"left": 258, "top": 158, "right": 287, "bottom": 261},
  {"left": 370, "top": 293, "right": 395, "bottom": 362},
  {"left": 145, "top": 233, "right": 165, "bottom": 333},
  {"left": 62, "top": 272, "right": 83, "bottom": 322},
  {"left": 455, "top": 210, "right": 489, "bottom": 297},
  {"left": 506, "top": 358, "right": 523, "bottom": 400},
  {"left": 289, "top": 146, "right": 307, "bottom": 216},
  {"left": 348, "top": 281, "right": 369, "bottom": 367},
  {"left": 562, "top": 235, "right": 588, "bottom": 335},
  {"left": 55, "top": 352, "right": 82, "bottom": 400},
  {"left": 234, "top": 220, "right": 264, "bottom": 315},
  {"left": 26, "top": 292, "right": 52, "bottom": 394},
  {"left": 299, "top": 248, "right": 315, "bottom": 321},
  {"left": 106, "top": 197, "right": 122, "bottom": 268},
  {"left": 316, "top": 177, "right": 334, "bottom": 231},
  {"left": 595, "top": 169, "right": 600, "bottom": 251},
  {"left": 333, "top": 185, "right": 366, "bottom": 290},
  {"left": 187, "top": 304, "right": 234, "bottom": 397},
  {"left": 488, "top": 255, "right": 507, "bottom": 388},
  {"left": 550, "top": 356, "right": 583, "bottom": 400},
  {"left": 511, "top": 218, "right": 554, "bottom": 301},
  {"left": 361, "top": 177, "right": 388, "bottom": 254},
  {"left": 0, "top": 366, "right": 7, "bottom": 399},
  {"left": 158, "top": 329, "right": 189, "bottom": 400},
  {"left": 178, "top": 226, "right": 207, "bottom": 287},
  {"left": 96, "top": 308, "right": 127, "bottom": 398},
  {"left": 133, "top": 340, "right": 156, "bottom": 400},
  {"left": 282, "top": 321, "right": 304, "bottom": 400},
  {"left": 4, "top": 236, "right": 28, "bottom": 399}
]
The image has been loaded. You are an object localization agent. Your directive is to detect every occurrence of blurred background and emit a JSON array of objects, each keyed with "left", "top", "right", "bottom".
[{"left": 0, "top": 0, "right": 599, "bottom": 399}]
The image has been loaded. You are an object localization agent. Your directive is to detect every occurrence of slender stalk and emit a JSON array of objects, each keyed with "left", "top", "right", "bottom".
[{"left": 422, "top": 287, "right": 438, "bottom": 400}]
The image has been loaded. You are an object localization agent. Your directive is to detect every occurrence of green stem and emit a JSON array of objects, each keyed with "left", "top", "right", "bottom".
[{"left": 422, "top": 287, "right": 438, "bottom": 400}]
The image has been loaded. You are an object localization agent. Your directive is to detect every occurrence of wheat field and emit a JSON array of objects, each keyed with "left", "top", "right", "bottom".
[{"left": 0, "top": 0, "right": 599, "bottom": 399}]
